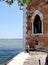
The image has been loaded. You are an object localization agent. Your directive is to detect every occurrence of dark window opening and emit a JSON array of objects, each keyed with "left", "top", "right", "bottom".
[
  {"left": 33, "top": 15, "right": 42, "bottom": 34},
  {"left": 45, "top": 0, "right": 48, "bottom": 3}
]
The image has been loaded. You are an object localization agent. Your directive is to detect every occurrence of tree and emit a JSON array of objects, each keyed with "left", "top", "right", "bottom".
[
  {"left": 18, "top": 0, "right": 31, "bottom": 6},
  {"left": 0, "top": 0, "right": 31, "bottom": 6}
]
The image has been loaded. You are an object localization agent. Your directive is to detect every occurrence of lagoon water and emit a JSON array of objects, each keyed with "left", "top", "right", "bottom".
[{"left": 0, "top": 39, "right": 23, "bottom": 65}]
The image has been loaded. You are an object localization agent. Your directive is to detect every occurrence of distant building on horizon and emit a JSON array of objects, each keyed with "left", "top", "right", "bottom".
[{"left": 23, "top": 0, "right": 48, "bottom": 50}]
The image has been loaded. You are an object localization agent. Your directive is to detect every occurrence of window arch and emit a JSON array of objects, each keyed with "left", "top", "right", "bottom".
[
  {"left": 33, "top": 15, "right": 42, "bottom": 34},
  {"left": 32, "top": 10, "right": 43, "bottom": 35}
]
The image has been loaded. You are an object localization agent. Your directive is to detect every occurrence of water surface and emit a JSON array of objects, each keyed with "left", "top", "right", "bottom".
[{"left": 0, "top": 39, "right": 23, "bottom": 65}]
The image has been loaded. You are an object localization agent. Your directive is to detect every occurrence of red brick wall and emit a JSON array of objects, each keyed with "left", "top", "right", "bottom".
[{"left": 26, "top": 0, "right": 48, "bottom": 49}]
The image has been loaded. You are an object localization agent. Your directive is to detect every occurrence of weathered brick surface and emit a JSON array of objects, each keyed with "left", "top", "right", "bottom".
[{"left": 26, "top": 0, "right": 48, "bottom": 49}]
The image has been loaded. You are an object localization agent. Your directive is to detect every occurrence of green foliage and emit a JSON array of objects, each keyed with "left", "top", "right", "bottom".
[
  {"left": 18, "top": 0, "right": 24, "bottom": 6},
  {"left": 4, "top": 0, "right": 25, "bottom": 6},
  {"left": 18, "top": 0, "right": 31, "bottom": 6},
  {"left": 23, "top": 0, "right": 26, "bottom": 3},
  {"left": 0, "top": 0, "right": 31, "bottom": 6},
  {"left": 26, "top": 0, "right": 30, "bottom": 3},
  {"left": 4, "top": 0, "right": 15, "bottom": 5}
]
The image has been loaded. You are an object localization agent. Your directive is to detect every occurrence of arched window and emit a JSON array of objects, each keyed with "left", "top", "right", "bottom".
[
  {"left": 32, "top": 10, "right": 43, "bottom": 35},
  {"left": 33, "top": 15, "right": 42, "bottom": 34}
]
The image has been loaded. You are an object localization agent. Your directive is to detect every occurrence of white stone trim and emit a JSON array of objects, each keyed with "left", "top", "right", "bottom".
[
  {"left": 31, "top": 10, "right": 43, "bottom": 35},
  {"left": 32, "top": 10, "right": 43, "bottom": 21},
  {"left": 23, "top": 4, "right": 27, "bottom": 50},
  {"left": 45, "top": 0, "right": 48, "bottom": 3}
]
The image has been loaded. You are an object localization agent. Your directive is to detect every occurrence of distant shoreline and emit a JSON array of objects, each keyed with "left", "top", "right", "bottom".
[{"left": 0, "top": 38, "right": 23, "bottom": 40}]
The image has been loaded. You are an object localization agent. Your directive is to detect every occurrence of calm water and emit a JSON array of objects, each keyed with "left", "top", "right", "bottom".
[{"left": 0, "top": 39, "right": 23, "bottom": 65}]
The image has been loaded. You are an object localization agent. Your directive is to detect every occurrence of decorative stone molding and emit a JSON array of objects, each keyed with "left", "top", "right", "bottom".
[
  {"left": 32, "top": 10, "right": 43, "bottom": 21},
  {"left": 23, "top": 4, "right": 27, "bottom": 50},
  {"left": 31, "top": 10, "right": 43, "bottom": 35},
  {"left": 26, "top": 11, "right": 32, "bottom": 16},
  {"left": 45, "top": 0, "right": 48, "bottom": 3},
  {"left": 32, "top": 33, "right": 48, "bottom": 37}
]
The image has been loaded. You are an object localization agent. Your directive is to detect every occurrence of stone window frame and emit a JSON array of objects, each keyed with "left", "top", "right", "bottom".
[
  {"left": 31, "top": 10, "right": 43, "bottom": 35},
  {"left": 45, "top": 0, "right": 48, "bottom": 3}
]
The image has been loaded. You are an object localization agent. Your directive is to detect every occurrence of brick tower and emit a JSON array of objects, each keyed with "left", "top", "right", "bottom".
[{"left": 23, "top": 0, "right": 48, "bottom": 50}]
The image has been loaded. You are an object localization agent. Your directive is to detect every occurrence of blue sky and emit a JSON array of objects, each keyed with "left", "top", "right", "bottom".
[{"left": 0, "top": 0, "right": 23, "bottom": 39}]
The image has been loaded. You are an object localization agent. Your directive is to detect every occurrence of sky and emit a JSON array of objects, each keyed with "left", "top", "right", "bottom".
[{"left": 0, "top": 0, "right": 23, "bottom": 39}]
